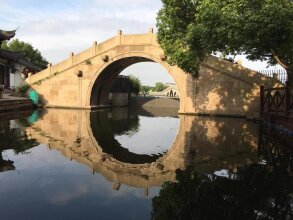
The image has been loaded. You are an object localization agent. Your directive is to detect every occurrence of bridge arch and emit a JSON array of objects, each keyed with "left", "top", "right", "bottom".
[
  {"left": 25, "top": 32, "right": 196, "bottom": 114},
  {"left": 87, "top": 52, "right": 184, "bottom": 108},
  {"left": 26, "top": 31, "right": 276, "bottom": 117}
]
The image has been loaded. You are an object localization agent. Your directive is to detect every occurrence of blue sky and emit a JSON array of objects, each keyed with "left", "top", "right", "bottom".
[
  {"left": 0, "top": 0, "right": 282, "bottom": 85},
  {"left": 0, "top": 0, "right": 161, "bottom": 59},
  {"left": 0, "top": 0, "right": 172, "bottom": 85}
]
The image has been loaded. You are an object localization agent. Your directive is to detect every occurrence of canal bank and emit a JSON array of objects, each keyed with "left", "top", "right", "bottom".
[
  {"left": 130, "top": 96, "right": 180, "bottom": 109},
  {"left": 0, "top": 93, "right": 35, "bottom": 113}
]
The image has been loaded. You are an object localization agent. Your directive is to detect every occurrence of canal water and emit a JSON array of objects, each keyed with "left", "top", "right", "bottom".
[{"left": 0, "top": 107, "right": 292, "bottom": 220}]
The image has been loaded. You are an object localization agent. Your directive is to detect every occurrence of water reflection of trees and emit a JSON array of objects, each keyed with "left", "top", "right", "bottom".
[
  {"left": 91, "top": 109, "right": 163, "bottom": 164},
  {"left": 0, "top": 118, "right": 38, "bottom": 172},
  {"left": 107, "top": 108, "right": 140, "bottom": 136},
  {"left": 152, "top": 127, "right": 293, "bottom": 220},
  {"left": 258, "top": 124, "right": 293, "bottom": 173}
]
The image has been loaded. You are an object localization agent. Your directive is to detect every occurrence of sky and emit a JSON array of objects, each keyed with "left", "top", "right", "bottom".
[{"left": 0, "top": 0, "right": 283, "bottom": 86}]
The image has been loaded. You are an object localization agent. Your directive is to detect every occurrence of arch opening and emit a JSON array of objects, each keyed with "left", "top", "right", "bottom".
[
  {"left": 89, "top": 56, "right": 180, "bottom": 107},
  {"left": 90, "top": 57, "right": 153, "bottom": 106},
  {"left": 90, "top": 107, "right": 180, "bottom": 164}
]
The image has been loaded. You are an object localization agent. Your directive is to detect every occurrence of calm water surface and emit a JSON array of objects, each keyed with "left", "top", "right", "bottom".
[{"left": 0, "top": 107, "right": 292, "bottom": 220}]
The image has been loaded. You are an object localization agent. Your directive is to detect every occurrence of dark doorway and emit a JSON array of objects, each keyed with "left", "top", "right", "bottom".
[{"left": 0, "top": 65, "right": 4, "bottom": 86}]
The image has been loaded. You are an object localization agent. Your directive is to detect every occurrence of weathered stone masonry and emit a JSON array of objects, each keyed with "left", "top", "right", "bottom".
[{"left": 26, "top": 30, "right": 280, "bottom": 118}]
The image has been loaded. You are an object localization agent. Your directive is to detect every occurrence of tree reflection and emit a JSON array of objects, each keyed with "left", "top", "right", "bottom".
[
  {"left": 0, "top": 120, "right": 38, "bottom": 154},
  {"left": 0, "top": 118, "right": 38, "bottom": 172},
  {"left": 0, "top": 151, "right": 15, "bottom": 172},
  {"left": 152, "top": 129, "right": 293, "bottom": 220},
  {"left": 90, "top": 109, "right": 164, "bottom": 164}
]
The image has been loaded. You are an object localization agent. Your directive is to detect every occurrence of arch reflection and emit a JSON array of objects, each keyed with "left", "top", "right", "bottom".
[
  {"left": 25, "top": 108, "right": 261, "bottom": 190},
  {"left": 90, "top": 108, "right": 166, "bottom": 164}
]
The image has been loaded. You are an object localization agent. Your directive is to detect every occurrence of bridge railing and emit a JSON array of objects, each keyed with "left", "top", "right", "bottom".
[
  {"left": 27, "top": 33, "right": 158, "bottom": 85},
  {"left": 258, "top": 69, "right": 287, "bottom": 83},
  {"left": 260, "top": 83, "right": 293, "bottom": 130}
]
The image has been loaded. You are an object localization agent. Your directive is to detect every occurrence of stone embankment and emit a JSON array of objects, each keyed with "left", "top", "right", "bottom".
[
  {"left": 0, "top": 93, "right": 35, "bottom": 113},
  {"left": 131, "top": 96, "right": 180, "bottom": 109}
]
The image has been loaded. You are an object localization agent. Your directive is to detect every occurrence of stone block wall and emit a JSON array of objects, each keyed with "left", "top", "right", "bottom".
[{"left": 26, "top": 32, "right": 280, "bottom": 118}]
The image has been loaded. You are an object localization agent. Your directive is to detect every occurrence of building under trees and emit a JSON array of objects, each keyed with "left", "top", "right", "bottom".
[{"left": 0, "top": 29, "right": 43, "bottom": 89}]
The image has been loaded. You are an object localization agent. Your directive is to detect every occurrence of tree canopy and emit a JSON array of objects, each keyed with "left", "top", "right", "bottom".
[
  {"left": 140, "top": 85, "right": 152, "bottom": 94},
  {"left": 128, "top": 74, "right": 142, "bottom": 95},
  {"left": 153, "top": 82, "right": 168, "bottom": 92},
  {"left": 1, "top": 39, "right": 48, "bottom": 69},
  {"left": 157, "top": 0, "right": 293, "bottom": 84}
]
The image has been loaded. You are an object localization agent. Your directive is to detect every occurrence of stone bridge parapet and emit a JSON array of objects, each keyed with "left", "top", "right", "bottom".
[{"left": 26, "top": 30, "right": 281, "bottom": 118}]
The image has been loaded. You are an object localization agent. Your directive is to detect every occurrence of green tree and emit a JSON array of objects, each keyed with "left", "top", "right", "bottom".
[
  {"left": 128, "top": 74, "right": 141, "bottom": 95},
  {"left": 154, "top": 82, "right": 168, "bottom": 92},
  {"left": 157, "top": 0, "right": 293, "bottom": 87},
  {"left": 1, "top": 39, "right": 48, "bottom": 68},
  {"left": 140, "top": 85, "right": 152, "bottom": 94}
]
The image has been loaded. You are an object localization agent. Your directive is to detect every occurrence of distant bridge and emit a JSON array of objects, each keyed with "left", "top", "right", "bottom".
[
  {"left": 149, "top": 83, "right": 180, "bottom": 98},
  {"left": 26, "top": 29, "right": 279, "bottom": 118}
]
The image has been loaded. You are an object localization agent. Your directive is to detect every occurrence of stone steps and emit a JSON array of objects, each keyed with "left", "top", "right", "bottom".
[{"left": 0, "top": 98, "right": 34, "bottom": 112}]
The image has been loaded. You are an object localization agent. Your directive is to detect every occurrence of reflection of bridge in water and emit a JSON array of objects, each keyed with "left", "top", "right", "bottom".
[{"left": 26, "top": 108, "right": 260, "bottom": 193}]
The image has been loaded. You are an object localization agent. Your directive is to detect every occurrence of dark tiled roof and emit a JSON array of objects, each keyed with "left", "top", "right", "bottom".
[
  {"left": 0, "top": 49, "right": 43, "bottom": 71},
  {"left": 17, "top": 58, "right": 43, "bottom": 71},
  {"left": 0, "top": 29, "right": 16, "bottom": 41},
  {"left": 0, "top": 49, "right": 23, "bottom": 60}
]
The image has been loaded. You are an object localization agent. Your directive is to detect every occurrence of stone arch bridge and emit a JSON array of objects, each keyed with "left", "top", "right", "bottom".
[{"left": 26, "top": 29, "right": 279, "bottom": 117}]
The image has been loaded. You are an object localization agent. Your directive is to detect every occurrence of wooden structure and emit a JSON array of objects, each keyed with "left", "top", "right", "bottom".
[{"left": 260, "top": 83, "right": 293, "bottom": 131}]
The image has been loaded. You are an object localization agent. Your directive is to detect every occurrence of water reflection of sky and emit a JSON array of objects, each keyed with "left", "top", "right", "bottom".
[
  {"left": 0, "top": 145, "right": 159, "bottom": 220},
  {"left": 114, "top": 116, "right": 179, "bottom": 155},
  {"left": 0, "top": 108, "right": 279, "bottom": 220}
]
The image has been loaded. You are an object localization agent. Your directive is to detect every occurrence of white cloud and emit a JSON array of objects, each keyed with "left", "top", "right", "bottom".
[
  {"left": 0, "top": 0, "right": 171, "bottom": 84},
  {"left": 0, "top": 0, "right": 162, "bottom": 64},
  {"left": 3, "top": 0, "right": 280, "bottom": 85}
]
